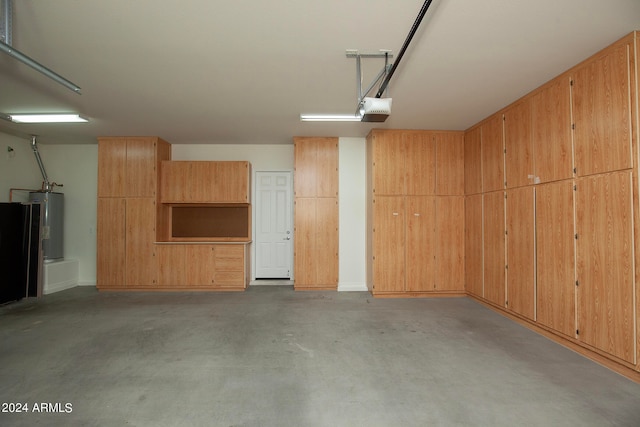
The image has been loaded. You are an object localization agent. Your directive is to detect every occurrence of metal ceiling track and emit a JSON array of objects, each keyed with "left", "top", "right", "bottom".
[
  {"left": 0, "top": 0, "right": 82, "bottom": 94},
  {"left": 375, "top": 0, "right": 433, "bottom": 98}
]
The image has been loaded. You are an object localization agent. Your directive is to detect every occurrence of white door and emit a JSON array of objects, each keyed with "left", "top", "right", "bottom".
[{"left": 255, "top": 171, "right": 293, "bottom": 278}]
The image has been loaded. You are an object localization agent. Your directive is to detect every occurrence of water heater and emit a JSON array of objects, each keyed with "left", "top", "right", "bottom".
[{"left": 28, "top": 191, "right": 64, "bottom": 262}]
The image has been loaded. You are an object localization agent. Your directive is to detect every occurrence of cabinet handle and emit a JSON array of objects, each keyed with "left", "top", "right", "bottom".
[
  {"left": 392, "top": 212, "right": 399, "bottom": 216},
  {"left": 414, "top": 213, "right": 420, "bottom": 216}
]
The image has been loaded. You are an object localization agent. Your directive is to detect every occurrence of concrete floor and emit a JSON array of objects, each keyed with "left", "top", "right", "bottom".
[{"left": 1, "top": 286, "right": 639, "bottom": 427}]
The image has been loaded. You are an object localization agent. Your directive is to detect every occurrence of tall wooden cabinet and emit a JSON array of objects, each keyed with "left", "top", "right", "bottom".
[
  {"left": 97, "top": 137, "right": 171, "bottom": 289},
  {"left": 367, "top": 129, "right": 465, "bottom": 297},
  {"left": 293, "top": 137, "right": 339, "bottom": 290},
  {"left": 464, "top": 32, "right": 640, "bottom": 380}
]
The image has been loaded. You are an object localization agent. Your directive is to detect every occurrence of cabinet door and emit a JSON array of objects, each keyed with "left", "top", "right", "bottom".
[
  {"left": 294, "top": 137, "right": 338, "bottom": 198},
  {"left": 372, "top": 196, "right": 406, "bottom": 292},
  {"left": 126, "top": 138, "right": 157, "bottom": 197},
  {"left": 532, "top": 78, "right": 573, "bottom": 183},
  {"left": 504, "top": 100, "right": 533, "bottom": 188},
  {"left": 214, "top": 161, "right": 251, "bottom": 203},
  {"left": 572, "top": 43, "right": 632, "bottom": 176},
  {"left": 435, "top": 196, "right": 465, "bottom": 291},
  {"left": 576, "top": 171, "right": 634, "bottom": 363},
  {"left": 405, "top": 196, "right": 435, "bottom": 291},
  {"left": 125, "top": 198, "right": 158, "bottom": 287},
  {"left": 157, "top": 245, "right": 187, "bottom": 287},
  {"left": 483, "top": 191, "right": 506, "bottom": 306},
  {"left": 506, "top": 187, "right": 535, "bottom": 320},
  {"left": 482, "top": 114, "right": 505, "bottom": 192},
  {"left": 186, "top": 245, "right": 216, "bottom": 287},
  {"left": 405, "top": 131, "right": 436, "bottom": 195},
  {"left": 97, "top": 198, "right": 126, "bottom": 288},
  {"left": 98, "top": 139, "right": 127, "bottom": 197},
  {"left": 435, "top": 133, "right": 464, "bottom": 195},
  {"left": 536, "top": 181, "right": 576, "bottom": 338},
  {"left": 464, "top": 127, "right": 482, "bottom": 195},
  {"left": 465, "top": 194, "right": 483, "bottom": 297},
  {"left": 371, "top": 131, "right": 406, "bottom": 195},
  {"left": 293, "top": 198, "right": 338, "bottom": 289}
]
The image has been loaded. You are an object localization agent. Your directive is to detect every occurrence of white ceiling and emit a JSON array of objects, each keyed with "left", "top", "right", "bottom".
[{"left": 1, "top": 0, "right": 639, "bottom": 145}]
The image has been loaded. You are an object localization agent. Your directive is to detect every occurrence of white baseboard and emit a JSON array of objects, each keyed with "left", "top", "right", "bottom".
[
  {"left": 78, "top": 281, "right": 97, "bottom": 287},
  {"left": 338, "top": 282, "right": 369, "bottom": 292}
]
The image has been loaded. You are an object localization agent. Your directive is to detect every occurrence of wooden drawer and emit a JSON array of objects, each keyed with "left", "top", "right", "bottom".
[{"left": 214, "top": 271, "right": 245, "bottom": 286}]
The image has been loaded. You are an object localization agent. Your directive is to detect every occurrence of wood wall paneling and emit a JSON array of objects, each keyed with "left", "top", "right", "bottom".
[
  {"left": 535, "top": 181, "right": 576, "bottom": 337},
  {"left": 576, "top": 171, "right": 635, "bottom": 363},
  {"left": 504, "top": 100, "right": 533, "bottom": 188},
  {"left": 465, "top": 194, "right": 483, "bottom": 297},
  {"left": 405, "top": 196, "right": 436, "bottom": 291},
  {"left": 435, "top": 133, "right": 465, "bottom": 195},
  {"left": 464, "top": 127, "right": 483, "bottom": 195},
  {"left": 532, "top": 78, "right": 573, "bottom": 183},
  {"left": 481, "top": 114, "right": 505, "bottom": 192},
  {"left": 572, "top": 43, "right": 632, "bottom": 176},
  {"left": 505, "top": 187, "right": 535, "bottom": 320},
  {"left": 435, "top": 196, "right": 465, "bottom": 291},
  {"left": 372, "top": 196, "right": 406, "bottom": 293},
  {"left": 483, "top": 191, "right": 506, "bottom": 307}
]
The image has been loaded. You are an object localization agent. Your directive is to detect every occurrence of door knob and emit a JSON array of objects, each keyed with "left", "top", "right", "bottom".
[{"left": 283, "top": 236, "right": 291, "bottom": 240}]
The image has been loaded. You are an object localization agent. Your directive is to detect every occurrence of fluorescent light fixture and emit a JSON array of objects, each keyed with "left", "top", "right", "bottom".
[
  {"left": 300, "top": 114, "right": 362, "bottom": 122},
  {"left": 9, "top": 114, "right": 88, "bottom": 123}
]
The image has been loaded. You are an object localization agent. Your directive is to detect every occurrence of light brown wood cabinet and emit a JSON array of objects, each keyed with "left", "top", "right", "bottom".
[
  {"left": 535, "top": 180, "right": 575, "bottom": 338},
  {"left": 505, "top": 187, "right": 535, "bottom": 320},
  {"left": 572, "top": 42, "right": 633, "bottom": 177},
  {"left": 156, "top": 244, "right": 249, "bottom": 289},
  {"left": 464, "top": 32, "right": 640, "bottom": 380},
  {"left": 293, "top": 137, "right": 339, "bottom": 290},
  {"left": 367, "top": 130, "right": 465, "bottom": 297},
  {"left": 97, "top": 137, "right": 170, "bottom": 289},
  {"left": 576, "top": 171, "right": 634, "bottom": 363},
  {"left": 160, "top": 161, "right": 250, "bottom": 203}
]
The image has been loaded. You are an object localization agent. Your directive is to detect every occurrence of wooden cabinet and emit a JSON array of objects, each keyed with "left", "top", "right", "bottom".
[
  {"left": 294, "top": 197, "right": 339, "bottom": 290},
  {"left": 405, "top": 196, "right": 436, "bottom": 292},
  {"left": 505, "top": 187, "right": 535, "bottom": 320},
  {"left": 465, "top": 195, "right": 483, "bottom": 297},
  {"left": 157, "top": 244, "right": 248, "bottom": 289},
  {"left": 531, "top": 78, "right": 573, "bottom": 183},
  {"left": 435, "top": 133, "right": 464, "bottom": 195},
  {"left": 535, "top": 180, "right": 576, "bottom": 338},
  {"left": 572, "top": 42, "right": 632, "bottom": 177},
  {"left": 293, "top": 137, "right": 339, "bottom": 290},
  {"left": 504, "top": 100, "right": 533, "bottom": 189},
  {"left": 97, "top": 137, "right": 170, "bottom": 290},
  {"left": 481, "top": 114, "right": 505, "bottom": 192},
  {"left": 367, "top": 129, "right": 464, "bottom": 296},
  {"left": 98, "top": 137, "right": 170, "bottom": 198},
  {"left": 435, "top": 196, "right": 465, "bottom": 291},
  {"left": 483, "top": 191, "right": 506, "bottom": 307},
  {"left": 576, "top": 171, "right": 634, "bottom": 363},
  {"left": 464, "top": 127, "right": 482, "bottom": 195},
  {"left": 160, "top": 161, "right": 250, "bottom": 203},
  {"left": 293, "top": 137, "right": 338, "bottom": 197}
]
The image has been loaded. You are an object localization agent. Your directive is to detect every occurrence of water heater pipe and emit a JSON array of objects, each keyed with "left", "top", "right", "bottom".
[{"left": 30, "top": 136, "right": 62, "bottom": 192}]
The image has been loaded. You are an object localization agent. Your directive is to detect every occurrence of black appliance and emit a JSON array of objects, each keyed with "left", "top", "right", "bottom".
[{"left": 0, "top": 202, "right": 42, "bottom": 304}]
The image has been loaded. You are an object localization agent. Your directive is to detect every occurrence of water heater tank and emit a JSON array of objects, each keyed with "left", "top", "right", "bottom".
[{"left": 29, "top": 191, "right": 64, "bottom": 262}]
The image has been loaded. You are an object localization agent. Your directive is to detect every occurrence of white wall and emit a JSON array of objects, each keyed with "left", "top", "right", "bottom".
[
  {"left": 338, "top": 138, "right": 367, "bottom": 291},
  {"left": 0, "top": 132, "right": 98, "bottom": 286}
]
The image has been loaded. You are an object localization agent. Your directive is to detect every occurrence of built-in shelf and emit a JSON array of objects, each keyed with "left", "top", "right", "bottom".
[{"left": 165, "top": 204, "right": 251, "bottom": 242}]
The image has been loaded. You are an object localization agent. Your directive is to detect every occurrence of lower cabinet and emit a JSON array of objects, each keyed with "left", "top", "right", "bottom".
[
  {"left": 157, "top": 244, "right": 249, "bottom": 290},
  {"left": 370, "top": 195, "right": 465, "bottom": 296}
]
